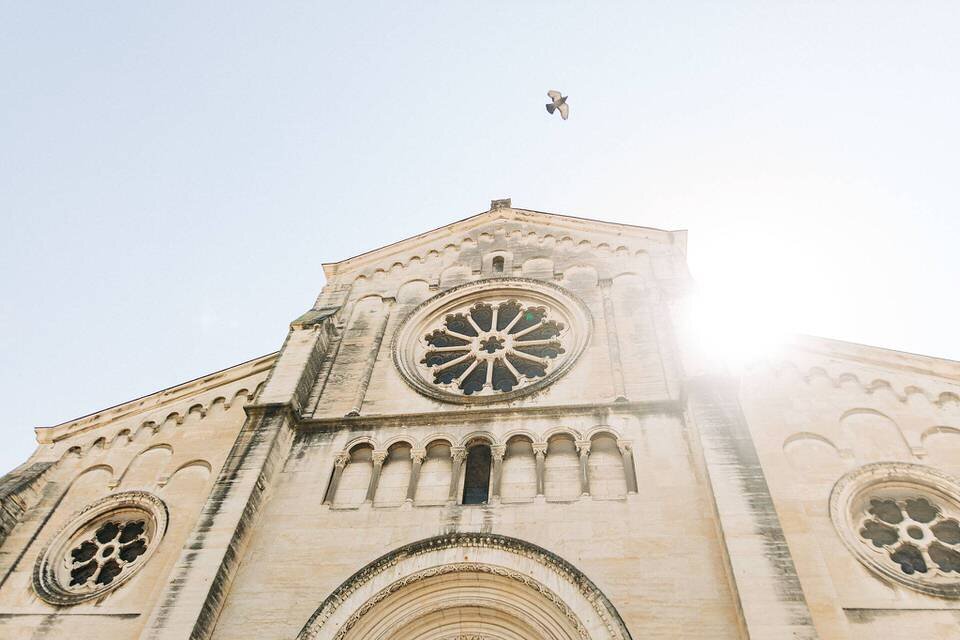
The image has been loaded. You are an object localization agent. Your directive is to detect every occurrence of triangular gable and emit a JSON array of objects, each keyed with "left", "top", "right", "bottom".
[
  {"left": 35, "top": 352, "right": 277, "bottom": 445},
  {"left": 321, "top": 199, "right": 687, "bottom": 280},
  {"left": 790, "top": 334, "right": 960, "bottom": 383}
]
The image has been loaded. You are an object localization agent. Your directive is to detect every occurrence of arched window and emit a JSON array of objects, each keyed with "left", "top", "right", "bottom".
[
  {"left": 462, "top": 444, "right": 492, "bottom": 504},
  {"left": 492, "top": 255, "right": 505, "bottom": 273}
]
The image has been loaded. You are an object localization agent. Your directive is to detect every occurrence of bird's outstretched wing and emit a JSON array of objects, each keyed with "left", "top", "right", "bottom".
[
  {"left": 558, "top": 103, "right": 569, "bottom": 120},
  {"left": 547, "top": 90, "right": 562, "bottom": 101}
]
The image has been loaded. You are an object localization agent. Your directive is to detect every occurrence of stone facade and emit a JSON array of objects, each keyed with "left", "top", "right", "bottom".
[{"left": 1, "top": 200, "right": 958, "bottom": 639}]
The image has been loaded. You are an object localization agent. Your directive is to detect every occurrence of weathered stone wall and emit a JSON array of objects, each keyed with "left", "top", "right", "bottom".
[
  {"left": 210, "top": 409, "right": 742, "bottom": 640},
  {"left": 741, "top": 339, "right": 960, "bottom": 639},
  {"left": 206, "top": 208, "right": 745, "bottom": 639},
  {"left": 308, "top": 208, "right": 688, "bottom": 419},
  {"left": 12, "top": 204, "right": 953, "bottom": 639},
  {"left": 0, "top": 356, "right": 273, "bottom": 639}
]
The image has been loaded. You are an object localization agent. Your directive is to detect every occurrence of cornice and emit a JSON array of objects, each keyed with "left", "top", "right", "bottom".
[
  {"left": 301, "top": 398, "right": 684, "bottom": 431},
  {"left": 36, "top": 352, "right": 278, "bottom": 444},
  {"left": 789, "top": 334, "right": 960, "bottom": 383},
  {"left": 322, "top": 204, "right": 685, "bottom": 279}
]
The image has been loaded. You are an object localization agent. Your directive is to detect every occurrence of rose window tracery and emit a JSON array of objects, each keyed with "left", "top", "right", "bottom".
[
  {"left": 421, "top": 300, "right": 566, "bottom": 395},
  {"left": 831, "top": 463, "right": 960, "bottom": 597},
  {"left": 858, "top": 497, "right": 960, "bottom": 576},
  {"left": 394, "top": 280, "right": 591, "bottom": 403},
  {"left": 34, "top": 491, "right": 167, "bottom": 605},
  {"left": 66, "top": 518, "right": 150, "bottom": 588}
]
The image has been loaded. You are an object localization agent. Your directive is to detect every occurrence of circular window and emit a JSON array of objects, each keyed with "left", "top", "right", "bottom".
[
  {"left": 393, "top": 279, "right": 591, "bottom": 403},
  {"left": 34, "top": 491, "right": 168, "bottom": 605},
  {"left": 830, "top": 463, "right": 960, "bottom": 597}
]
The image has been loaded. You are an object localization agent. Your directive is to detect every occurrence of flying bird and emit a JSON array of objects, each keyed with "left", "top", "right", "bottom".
[{"left": 546, "top": 90, "right": 569, "bottom": 120}]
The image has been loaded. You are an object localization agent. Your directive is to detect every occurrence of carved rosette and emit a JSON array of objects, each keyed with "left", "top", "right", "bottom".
[
  {"left": 33, "top": 491, "right": 168, "bottom": 605},
  {"left": 830, "top": 463, "right": 960, "bottom": 597},
  {"left": 393, "top": 279, "right": 591, "bottom": 404}
]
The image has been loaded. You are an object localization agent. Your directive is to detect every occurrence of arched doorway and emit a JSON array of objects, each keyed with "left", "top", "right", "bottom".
[{"left": 297, "top": 533, "right": 632, "bottom": 640}]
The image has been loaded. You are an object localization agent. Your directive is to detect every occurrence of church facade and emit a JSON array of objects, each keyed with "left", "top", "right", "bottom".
[{"left": 2, "top": 200, "right": 960, "bottom": 639}]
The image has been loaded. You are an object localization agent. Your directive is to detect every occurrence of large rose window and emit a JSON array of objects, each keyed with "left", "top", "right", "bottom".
[
  {"left": 422, "top": 300, "right": 565, "bottom": 395},
  {"left": 831, "top": 463, "right": 960, "bottom": 597},
  {"left": 34, "top": 492, "right": 167, "bottom": 605},
  {"left": 394, "top": 280, "right": 591, "bottom": 403}
]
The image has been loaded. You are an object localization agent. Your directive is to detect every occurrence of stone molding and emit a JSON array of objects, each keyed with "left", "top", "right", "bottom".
[
  {"left": 331, "top": 563, "right": 588, "bottom": 640},
  {"left": 296, "top": 532, "right": 633, "bottom": 640}
]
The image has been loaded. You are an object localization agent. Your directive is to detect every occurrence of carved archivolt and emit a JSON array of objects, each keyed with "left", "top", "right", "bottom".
[{"left": 296, "top": 533, "right": 632, "bottom": 640}]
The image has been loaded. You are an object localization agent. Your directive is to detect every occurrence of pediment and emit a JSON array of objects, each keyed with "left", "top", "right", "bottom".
[{"left": 321, "top": 200, "right": 686, "bottom": 280}]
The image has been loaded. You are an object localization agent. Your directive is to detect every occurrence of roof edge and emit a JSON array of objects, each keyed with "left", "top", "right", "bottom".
[
  {"left": 35, "top": 351, "right": 279, "bottom": 443},
  {"left": 789, "top": 334, "right": 960, "bottom": 381},
  {"left": 321, "top": 201, "right": 686, "bottom": 278}
]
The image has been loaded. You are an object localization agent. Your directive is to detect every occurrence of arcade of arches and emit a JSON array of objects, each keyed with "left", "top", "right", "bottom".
[{"left": 323, "top": 431, "right": 637, "bottom": 508}]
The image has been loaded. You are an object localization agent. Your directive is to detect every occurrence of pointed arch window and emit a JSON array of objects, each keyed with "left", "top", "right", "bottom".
[{"left": 462, "top": 444, "right": 492, "bottom": 504}]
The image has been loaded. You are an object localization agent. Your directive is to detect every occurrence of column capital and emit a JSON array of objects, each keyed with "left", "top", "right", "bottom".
[
  {"left": 490, "top": 444, "right": 506, "bottom": 461},
  {"left": 371, "top": 450, "right": 388, "bottom": 465},
  {"left": 451, "top": 446, "right": 467, "bottom": 463},
  {"left": 334, "top": 452, "right": 350, "bottom": 468},
  {"left": 410, "top": 449, "right": 426, "bottom": 464},
  {"left": 532, "top": 442, "right": 548, "bottom": 456},
  {"left": 617, "top": 439, "right": 633, "bottom": 454},
  {"left": 575, "top": 440, "right": 592, "bottom": 456}
]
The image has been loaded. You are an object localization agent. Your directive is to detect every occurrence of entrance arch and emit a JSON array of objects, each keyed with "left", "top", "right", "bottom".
[{"left": 296, "top": 533, "right": 632, "bottom": 640}]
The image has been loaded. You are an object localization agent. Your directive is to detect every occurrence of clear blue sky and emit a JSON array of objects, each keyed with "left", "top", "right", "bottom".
[{"left": 2, "top": 3, "right": 958, "bottom": 475}]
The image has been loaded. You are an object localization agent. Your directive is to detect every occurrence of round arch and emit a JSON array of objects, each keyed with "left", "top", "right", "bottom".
[{"left": 296, "top": 533, "right": 632, "bottom": 640}]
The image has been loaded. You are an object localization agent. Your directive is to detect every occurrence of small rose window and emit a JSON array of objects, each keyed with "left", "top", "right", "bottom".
[
  {"left": 420, "top": 300, "right": 567, "bottom": 396},
  {"left": 67, "top": 519, "right": 150, "bottom": 588},
  {"left": 34, "top": 491, "right": 167, "bottom": 605},
  {"left": 831, "top": 463, "right": 960, "bottom": 598}
]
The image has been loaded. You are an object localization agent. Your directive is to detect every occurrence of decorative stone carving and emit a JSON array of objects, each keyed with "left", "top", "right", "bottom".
[
  {"left": 393, "top": 279, "right": 591, "bottom": 403},
  {"left": 33, "top": 491, "right": 168, "bottom": 605},
  {"left": 296, "top": 533, "right": 632, "bottom": 640},
  {"left": 830, "top": 462, "right": 960, "bottom": 597}
]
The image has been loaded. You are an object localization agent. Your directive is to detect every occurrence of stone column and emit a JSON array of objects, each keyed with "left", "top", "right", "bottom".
[
  {"left": 447, "top": 447, "right": 467, "bottom": 503},
  {"left": 323, "top": 452, "right": 350, "bottom": 505},
  {"left": 576, "top": 440, "right": 592, "bottom": 497},
  {"left": 406, "top": 449, "right": 425, "bottom": 503},
  {"left": 618, "top": 440, "right": 639, "bottom": 494},
  {"left": 532, "top": 442, "right": 548, "bottom": 498},
  {"left": 365, "top": 450, "right": 387, "bottom": 503},
  {"left": 490, "top": 445, "right": 506, "bottom": 502}
]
